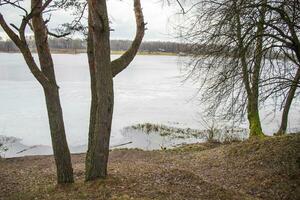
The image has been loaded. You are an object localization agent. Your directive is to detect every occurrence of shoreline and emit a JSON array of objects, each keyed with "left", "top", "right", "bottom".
[{"left": 0, "top": 49, "right": 178, "bottom": 56}]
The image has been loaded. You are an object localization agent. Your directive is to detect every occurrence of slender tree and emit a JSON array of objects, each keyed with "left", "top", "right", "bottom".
[
  {"left": 240, "top": 0, "right": 267, "bottom": 138},
  {"left": 85, "top": 0, "right": 145, "bottom": 181},
  {"left": 0, "top": 0, "right": 74, "bottom": 183},
  {"left": 264, "top": 0, "right": 300, "bottom": 135}
]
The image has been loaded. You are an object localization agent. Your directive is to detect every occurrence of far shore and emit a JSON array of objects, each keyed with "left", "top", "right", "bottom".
[{"left": 0, "top": 49, "right": 178, "bottom": 56}]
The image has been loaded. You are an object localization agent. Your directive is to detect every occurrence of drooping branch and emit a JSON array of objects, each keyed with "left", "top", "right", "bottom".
[
  {"left": 47, "top": 31, "right": 71, "bottom": 38},
  {"left": 111, "top": 0, "right": 145, "bottom": 77},
  {"left": 51, "top": 1, "right": 88, "bottom": 37}
]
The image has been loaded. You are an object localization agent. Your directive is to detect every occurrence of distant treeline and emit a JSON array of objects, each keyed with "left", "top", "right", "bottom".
[
  {"left": 0, "top": 37, "right": 283, "bottom": 59},
  {"left": 0, "top": 37, "right": 86, "bottom": 52},
  {"left": 111, "top": 40, "right": 186, "bottom": 53},
  {"left": 0, "top": 37, "right": 190, "bottom": 53}
]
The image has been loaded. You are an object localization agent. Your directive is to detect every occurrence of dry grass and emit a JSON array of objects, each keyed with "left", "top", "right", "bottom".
[{"left": 0, "top": 134, "right": 299, "bottom": 200}]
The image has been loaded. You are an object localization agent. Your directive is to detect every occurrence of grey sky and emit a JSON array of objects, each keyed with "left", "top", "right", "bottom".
[{"left": 0, "top": 0, "right": 178, "bottom": 41}]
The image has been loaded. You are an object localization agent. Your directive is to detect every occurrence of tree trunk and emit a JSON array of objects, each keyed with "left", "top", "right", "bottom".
[
  {"left": 247, "top": 95, "right": 264, "bottom": 138},
  {"left": 85, "top": 0, "right": 114, "bottom": 181},
  {"left": 43, "top": 88, "right": 74, "bottom": 183},
  {"left": 85, "top": 0, "right": 144, "bottom": 181},
  {"left": 31, "top": 0, "right": 73, "bottom": 184},
  {"left": 276, "top": 48, "right": 300, "bottom": 135},
  {"left": 234, "top": 1, "right": 265, "bottom": 139},
  {"left": 247, "top": 0, "right": 266, "bottom": 138},
  {"left": 86, "top": 8, "right": 97, "bottom": 172}
]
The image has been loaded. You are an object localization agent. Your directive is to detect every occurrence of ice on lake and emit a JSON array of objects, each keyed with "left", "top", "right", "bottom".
[{"left": 0, "top": 53, "right": 299, "bottom": 157}]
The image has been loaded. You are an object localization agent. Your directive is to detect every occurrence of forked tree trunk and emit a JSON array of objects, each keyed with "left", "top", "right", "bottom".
[
  {"left": 85, "top": 0, "right": 145, "bottom": 181},
  {"left": 85, "top": 0, "right": 114, "bottom": 180},
  {"left": 31, "top": 0, "right": 73, "bottom": 183}
]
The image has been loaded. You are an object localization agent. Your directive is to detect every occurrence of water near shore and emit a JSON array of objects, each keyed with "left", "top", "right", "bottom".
[{"left": 0, "top": 53, "right": 299, "bottom": 157}]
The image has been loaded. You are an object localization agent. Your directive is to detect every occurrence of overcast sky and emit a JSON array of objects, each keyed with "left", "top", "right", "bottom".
[{"left": 0, "top": 0, "right": 179, "bottom": 41}]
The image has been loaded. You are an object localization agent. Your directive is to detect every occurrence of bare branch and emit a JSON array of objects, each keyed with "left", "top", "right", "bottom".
[{"left": 111, "top": 0, "right": 145, "bottom": 77}]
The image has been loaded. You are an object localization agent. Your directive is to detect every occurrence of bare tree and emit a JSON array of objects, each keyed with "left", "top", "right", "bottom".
[
  {"left": 85, "top": 0, "right": 145, "bottom": 181},
  {"left": 165, "top": 0, "right": 269, "bottom": 138},
  {"left": 166, "top": 0, "right": 300, "bottom": 137},
  {"left": 263, "top": 0, "right": 300, "bottom": 135},
  {"left": 237, "top": 0, "right": 268, "bottom": 138},
  {"left": 238, "top": 0, "right": 300, "bottom": 135},
  {"left": 0, "top": 0, "right": 74, "bottom": 183}
]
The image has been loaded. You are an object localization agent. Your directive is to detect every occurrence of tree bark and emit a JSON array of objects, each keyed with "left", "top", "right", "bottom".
[
  {"left": 43, "top": 88, "right": 74, "bottom": 183},
  {"left": 31, "top": 0, "right": 73, "bottom": 183},
  {"left": 247, "top": 95, "right": 264, "bottom": 137},
  {"left": 85, "top": 0, "right": 145, "bottom": 181},
  {"left": 86, "top": 8, "right": 97, "bottom": 169},
  {"left": 85, "top": 0, "right": 114, "bottom": 181}
]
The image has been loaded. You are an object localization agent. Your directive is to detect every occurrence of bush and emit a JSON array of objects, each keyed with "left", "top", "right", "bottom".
[{"left": 0, "top": 142, "right": 8, "bottom": 158}]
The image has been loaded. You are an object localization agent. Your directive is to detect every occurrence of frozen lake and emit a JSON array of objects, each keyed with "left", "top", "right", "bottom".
[{"left": 0, "top": 53, "right": 299, "bottom": 156}]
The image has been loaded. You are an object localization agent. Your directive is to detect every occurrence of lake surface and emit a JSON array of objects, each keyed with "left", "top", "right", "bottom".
[{"left": 0, "top": 53, "right": 299, "bottom": 155}]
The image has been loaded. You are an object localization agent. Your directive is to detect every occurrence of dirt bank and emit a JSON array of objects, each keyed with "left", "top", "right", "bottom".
[{"left": 0, "top": 134, "right": 299, "bottom": 200}]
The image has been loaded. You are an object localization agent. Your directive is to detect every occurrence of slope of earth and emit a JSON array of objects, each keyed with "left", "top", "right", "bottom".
[{"left": 0, "top": 134, "right": 299, "bottom": 200}]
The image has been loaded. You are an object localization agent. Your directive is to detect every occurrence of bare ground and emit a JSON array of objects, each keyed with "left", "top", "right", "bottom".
[{"left": 0, "top": 134, "right": 299, "bottom": 200}]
